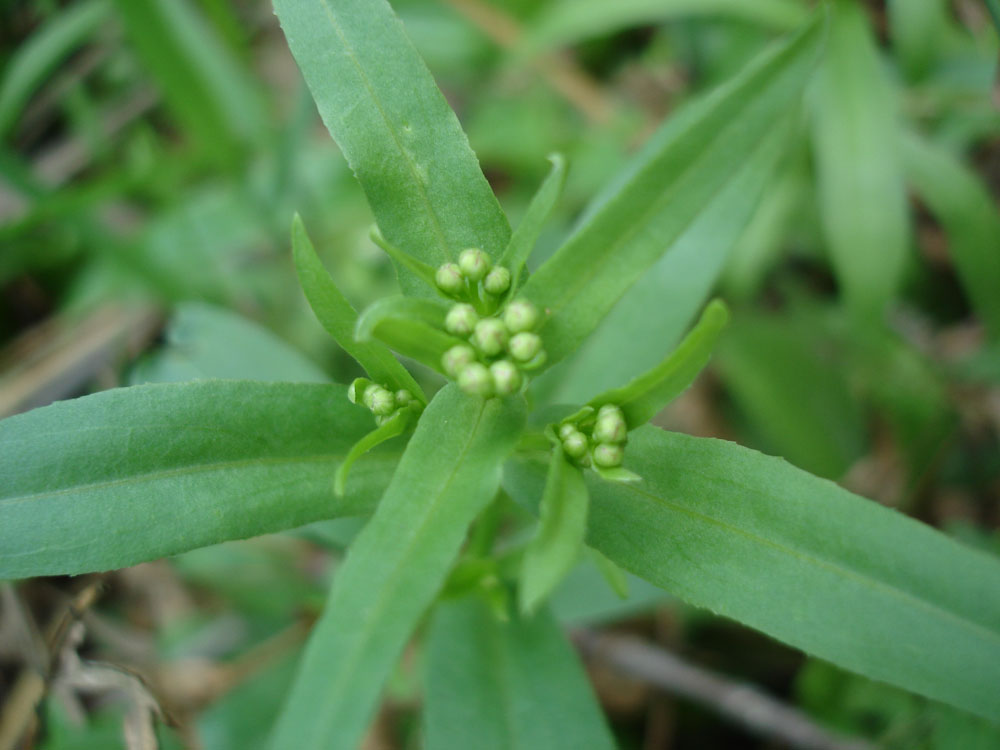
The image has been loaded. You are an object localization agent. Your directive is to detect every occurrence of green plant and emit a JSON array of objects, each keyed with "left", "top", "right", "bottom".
[{"left": 2, "top": 1, "right": 999, "bottom": 748}]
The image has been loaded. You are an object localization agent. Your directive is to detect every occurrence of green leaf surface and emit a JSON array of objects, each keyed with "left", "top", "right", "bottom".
[
  {"left": 0, "top": 381, "right": 397, "bottom": 580},
  {"left": 519, "top": 446, "right": 589, "bottom": 615},
  {"left": 901, "top": 132, "right": 1000, "bottom": 340},
  {"left": 273, "top": 0, "right": 511, "bottom": 295},
  {"left": 0, "top": 0, "right": 110, "bottom": 141},
  {"left": 809, "top": 0, "right": 908, "bottom": 317},
  {"left": 505, "top": 427, "right": 1000, "bottom": 721},
  {"left": 588, "top": 300, "right": 728, "bottom": 429},
  {"left": 334, "top": 408, "right": 413, "bottom": 497},
  {"left": 269, "top": 386, "right": 526, "bottom": 750},
  {"left": 424, "top": 595, "right": 616, "bottom": 750},
  {"left": 355, "top": 296, "right": 461, "bottom": 375},
  {"left": 292, "top": 215, "right": 425, "bottom": 396},
  {"left": 519, "top": 17, "right": 823, "bottom": 368}
]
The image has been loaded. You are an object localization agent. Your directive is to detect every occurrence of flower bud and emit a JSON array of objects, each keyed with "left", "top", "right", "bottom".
[
  {"left": 483, "top": 266, "right": 511, "bottom": 295},
  {"left": 503, "top": 299, "right": 539, "bottom": 333},
  {"left": 435, "top": 262, "right": 465, "bottom": 295},
  {"left": 457, "top": 362, "right": 494, "bottom": 397},
  {"left": 558, "top": 423, "right": 577, "bottom": 441},
  {"left": 369, "top": 387, "right": 396, "bottom": 416},
  {"left": 395, "top": 389, "right": 414, "bottom": 407},
  {"left": 489, "top": 359, "right": 522, "bottom": 395},
  {"left": 593, "top": 406, "right": 627, "bottom": 444},
  {"left": 471, "top": 318, "right": 507, "bottom": 357},
  {"left": 562, "top": 430, "right": 589, "bottom": 459},
  {"left": 508, "top": 332, "right": 542, "bottom": 362},
  {"left": 442, "top": 344, "right": 476, "bottom": 378},
  {"left": 362, "top": 384, "right": 380, "bottom": 410},
  {"left": 445, "top": 303, "right": 479, "bottom": 337},
  {"left": 458, "top": 248, "right": 491, "bottom": 282},
  {"left": 593, "top": 442, "right": 625, "bottom": 468}
]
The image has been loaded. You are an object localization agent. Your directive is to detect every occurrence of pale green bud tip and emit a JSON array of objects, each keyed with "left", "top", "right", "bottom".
[
  {"left": 442, "top": 344, "right": 476, "bottom": 378},
  {"left": 483, "top": 266, "right": 511, "bottom": 295},
  {"left": 593, "top": 443, "right": 625, "bottom": 468},
  {"left": 503, "top": 299, "right": 539, "bottom": 333},
  {"left": 558, "top": 423, "right": 577, "bottom": 441},
  {"left": 395, "top": 389, "right": 413, "bottom": 406},
  {"left": 472, "top": 318, "right": 507, "bottom": 356},
  {"left": 369, "top": 387, "right": 396, "bottom": 416},
  {"left": 435, "top": 263, "right": 464, "bottom": 294},
  {"left": 361, "top": 384, "right": 379, "bottom": 409},
  {"left": 562, "top": 431, "right": 589, "bottom": 459},
  {"left": 508, "top": 331, "right": 542, "bottom": 362},
  {"left": 458, "top": 248, "right": 491, "bottom": 282},
  {"left": 593, "top": 410, "right": 627, "bottom": 444},
  {"left": 489, "top": 360, "right": 522, "bottom": 395},
  {"left": 458, "top": 362, "right": 494, "bottom": 397},
  {"left": 445, "top": 303, "right": 479, "bottom": 336}
]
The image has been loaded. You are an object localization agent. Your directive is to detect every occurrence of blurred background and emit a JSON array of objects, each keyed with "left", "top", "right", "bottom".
[{"left": 1, "top": 0, "right": 999, "bottom": 748}]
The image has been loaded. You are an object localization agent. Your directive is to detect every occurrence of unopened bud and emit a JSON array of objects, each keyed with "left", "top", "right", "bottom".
[
  {"left": 508, "top": 332, "right": 542, "bottom": 362},
  {"left": 457, "top": 362, "right": 494, "bottom": 397},
  {"left": 395, "top": 389, "right": 414, "bottom": 406},
  {"left": 489, "top": 360, "right": 522, "bottom": 395},
  {"left": 435, "top": 262, "right": 465, "bottom": 295},
  {"left": 562, "top": 430, "right": 589, "bottom": 459},
  {"left": 445, "top": 303, "right": 479, "bottom": 336},
  {"left": 369, "top": 387, "right": 396, "bottom": 416},
  {"left": 442, "top": 344, "right": 476, "bottom": 378},
  {"left": 593, "top": 442, "right": 624, "bottom": 468},
  {"left": 593, "top": 407, "right": 627, "bottom": 444},
  {"left": 503, "top": 299, "right": 539, "bottom": 333},
  {"left": 558, "top": 423, "right": 577, "bottom": 441},
  {"left": 458, "top": 248, "right": 491, "bottom": 282},
  {"left": 483, "top": 266, "right": 511, "bottom": 295},
  {"left": 472, "top": 318, "right": 507, "bottom": 357}
]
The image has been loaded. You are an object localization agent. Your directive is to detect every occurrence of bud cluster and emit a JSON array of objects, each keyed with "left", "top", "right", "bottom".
[
  {"left": 557, "top": 404, "right": 628, "bottom": 468},
  {"left": 441, "top": 298, "right": 547, "bottom": 398},
  {"left": 434, "top": 248, "right": 512, "bottom": 302},
  {"left": 349, "top": 379, "right": 419, "bottom": 425}
]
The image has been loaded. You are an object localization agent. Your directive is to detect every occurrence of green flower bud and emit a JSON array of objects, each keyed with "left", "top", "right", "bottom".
[
  {"left": 508, "top": 331, "right": 542, "bottom": 362},
  {"left": 457, "top": 362, "right": 494, "bottom": 397},
  {"left": 483, "top": 266, "right": 511, "bottom": 295},
  {"left": 361, "top": 384, "right": 380, "bottom": 410},
  {"left": 489, "top": 359, "right": 522, "bottom": 395},
  {"left": 472, "top": 318, "right": 507, "bottom": 357},
  {"left": 395, "top": 389, "right": 414, "bottom": 406},
  {"left": 503, "top": 299, "right": 539, "bottom": 333},
  {"left": 458, "top": 248, "right": 491, "bottom": 282},
  {"left": 442, "top": 344, "right": 476, "bottom": 378},
  {"left": 558, "top": 423, "right": 577, "bottom": 441},
  {"left": 593, "top": 407, "right": 627, "bottom": 444},
  {"left": 593, "top": 442, "right": 625, "bottom": 468},
  {"left": 369, "top": 386, "right": 396, "bottom": 416},
  {"left": 562, "top": 430, "right": 589, "bottom": 459},
  {"left": 435, "top": 262, "right": 465, "bottom": 295},
  {"left": 445, "top": 303, "right": 479, "bottom": 336}
]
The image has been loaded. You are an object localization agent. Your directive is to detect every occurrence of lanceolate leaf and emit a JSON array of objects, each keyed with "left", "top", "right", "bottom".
[
  {"left": 334, "top": 408, "right": 413, "bottom": 497},
  {"left": 424, "top": 596, "right": 616, "bottom": 750},
  {"left": 519, "top": 16, "right": 824, "bottom": 367},
  {"left": 0, "top": 382, "right": 397, "bottom": 579},
  {"left": 292, "top": 215, "right": 425, "bottom": 397},
  {"left": 355, "top": 296, "right": 461, "bottom": 374},
  {"left": 505, "top": 427, "right": 1000, "bottom": 721},
  {"left": 519, "top": 446, "right": 589, "bottom": 615},
  {"left": 273, "top": 0, "right": 511, "bottom": 295},
  {"left": 269, "top": 386, "right": 526, "bottom": 750}
]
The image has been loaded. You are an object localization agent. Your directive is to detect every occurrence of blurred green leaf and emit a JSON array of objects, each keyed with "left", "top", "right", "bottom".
[
  {"left": 355, "top": 295, "right": 460, "bottom": 375},
  {"left": 269, "top": 386, "right": 525, "bottom": 750},
  {"left": 273, "top": 0, "right": 511, "bottom": 295},
  {"left": 887, "top": 0, "right": 950, "bottom": 80},
  {"left": 424, "top": 595, "right": 615, "bottom": 750},
  {"left": 506, "top": 426, "right": 1000, "bottom": 721},
  {"left": 0, "top": 382, "right": 396, "bottom": 579}
]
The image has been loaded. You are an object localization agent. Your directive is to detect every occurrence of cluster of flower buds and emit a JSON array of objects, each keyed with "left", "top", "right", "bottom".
[
  {"left": 558, "top": 404, "right": 628, "bottom": 468},
  {"left": 441, "top": 298, "right": 547, "bottom": 398},
  {"left": 349, "top": 379, "right": 419, "bottom": 425},
  {"left": 435, "top": 248, "right": 512, "bottom": 301}
]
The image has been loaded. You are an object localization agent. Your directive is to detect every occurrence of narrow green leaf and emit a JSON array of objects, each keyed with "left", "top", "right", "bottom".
[
  {"left": 334, "top": 408, "right": 413, "bottom": 497},
  {"left": 887, "top": 0, "right": 950, "bottom": 80},
  {"left": 810, "top": 0, "right": 908, "bottom": 318},
  {"left": 520, "top": 17, "right": 823, "bottom": 367},
  {"left": 355, "top": 296, "right": 461, "bottom": 375},
  {"left": 501, "top": 153, "right": 568, "bottom": 294},
  {"left": 0, "top": 382, "right": 398, "bottom": 579},
  {"left": 589, "top": 549, "right": 629, "bottom": 600},
  {"left": 369, "top": 226, "right": 439, "bottom": 291},
  {"left": 506, "top": 427, "right": 1000, "bottom": 721},
  {"left": 292, "top": 215, "right": 425, "bottom": 397},
  {"left": 424, "top": 595, "right": 616, "bottom": 750},
  {"left": 901, "top": 132, "right": 1000, "bottom": 340},
  {"left": 0, "top": 0, "right": 110, "bottom": 141},
  {"left": 273, "top": 0, "right": 511, "bottom": 295},
  {"left": 269, "top": 386, "right": 525, "bottom": 750},
  {"left": 519, "top": 446, "right": 589, "bottom": 615},
  {"left": 588, "top": 300, "right": 729, "bottom": 429},
  {"left": 113, "top": 0, "right": 265, "bottom": 161}
]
